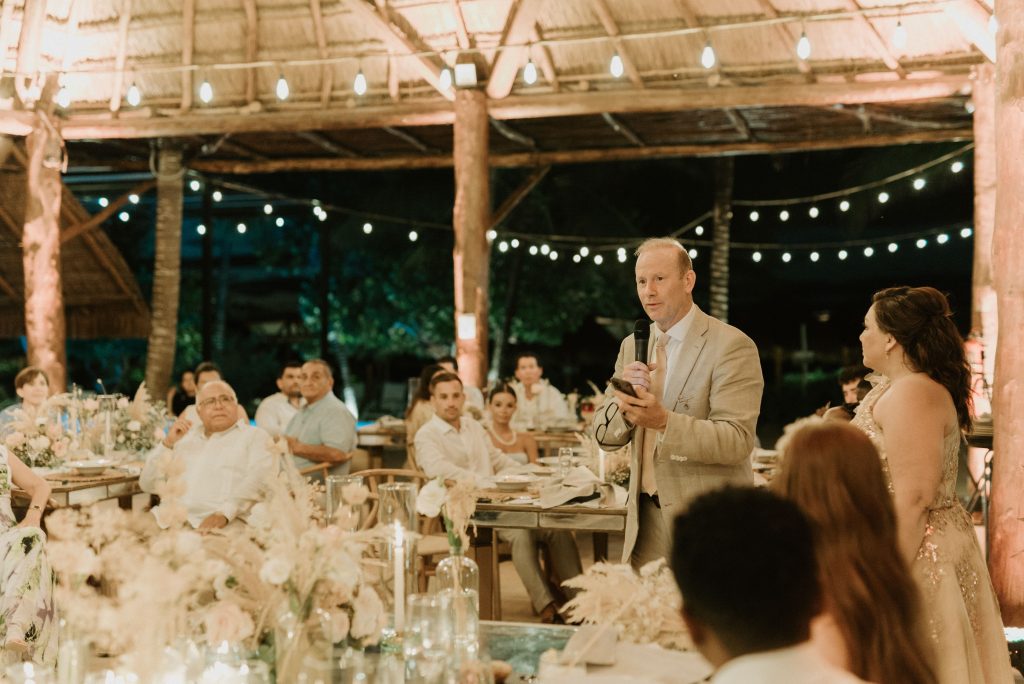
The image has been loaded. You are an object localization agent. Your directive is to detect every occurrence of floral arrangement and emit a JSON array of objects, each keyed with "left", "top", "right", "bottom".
[
  {"left": 109, "top": 384, "right": 168, "bottom": 454},
  {"left": 562, "top": 559, "right": 692, "bottom": 651},
  {"left": 3, "top": 399, "right": 71, "bottom": 468},
  {"left": 416, "top": 477, "right": 478, "bottom": 550},
  {"left": 45, "top": 435, "right": 388, "bottom": 678}
]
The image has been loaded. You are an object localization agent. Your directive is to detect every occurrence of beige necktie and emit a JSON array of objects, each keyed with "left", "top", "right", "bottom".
[{"left": 640, "top": 335, "right": 668, "bottom": 495}]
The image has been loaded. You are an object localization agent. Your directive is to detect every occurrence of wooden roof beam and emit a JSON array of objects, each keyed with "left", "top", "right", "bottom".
[
  {"left": 487, "top": 0, "right": 545, "bottom": 100},
  {"left": 109, "top": 0, "right": 133, "bottom": 114},
  {"left": 490, "top": 118, "right": 536, "bottom": 149},
  {"left": 344, "top": 0, "right": 454, "bottom": 101},
  {"left": 490, "top": 165, "right": 550, "bottom": 230},
  {"left": 591, "top": 0, "right": 644, "bottom": 88},
  {"left": 243, "top": 0, "right": 259, "bottom": 103},
  {"left": 944, "top": 0, "right": 996, "bottom": 62},
  {"left": 382, "top": 126, "right": 439, "bottom": 154},
  {"left": 61, "top": 179, "right": 156, "bottom": 245},
  {"left": 0, "top": 204, "right": 21, "bottom": 238},
  {"left": 310, "top": 0, "right": 334, "bottom": 106},
  {"left": 601, "top": 112, "right": 644, "bottom": 146},
  {"left": 295, "top": 131, "right": 359, "bottom": 157},
  {"left": 724, "top": 109, "right": 753, "bottom": 140},
  {"left": 0, "top": 273, "right": 19, "bottom": 301},
  {"left": 180, "top": 0, "right": 196, "bottom": 111},
  {"left": 188, "top": 128, "right": 973, "bottom": 174},
  {"left": 449, "top": 0, "right": 472, "bottom": 49}
]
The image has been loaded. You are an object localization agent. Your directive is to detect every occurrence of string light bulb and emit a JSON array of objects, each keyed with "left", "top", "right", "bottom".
[
  {"left": 839, "top": 200, "right": 850, "bottom": 212},
  {"left": 549, "top": 251, "right": 558, "bottom": 261},
  {"left": 579, "top": 247, "right": 590, "bottom": 257},
  {"left": 129, "top": 194, "right": 140, "bottom": 205},
  {"left": 878, "top": 191, "right": 890, "bottom": 203},
  {"left": 439, "top": 68, "right": 453, "bottom": 91},
  {"left": 752, "top": 251, "right": 762, "bottom": 263},
  {"left": 199, "top": 78, "right": 214, "bottom": 104},
  {"left": 263, "top": 203, "right": 273, "bottom": 215},
  {"left": 57, "top": 84, "right": 71, "bottom": 109},
  {"left": 523, "top": 57, "right": 538, "bottom": 85},
  {"left": 119, "top": 211, "right": 130, "bottom": 222},
  {"left": 540, "top": 244, "right": 550, "bottom": 255},
  {"left": 409, "top": 231, "right": 418, "bottom": 242},
  {"left": 808, "top": 206, "right": 819, "bottom": 218},
  {"left": 499, "top": 241, "right": 509, "bottom": 253},
  {"left": 796, "top": 30, "right": 811, "bottom": 60},
  {"left": 960, "top": 227, "right": 973, "bottom": 238},
  {"left": 838, "top": 249, "right": 848, "bottom": 260},
  {"left": 779, "top": 210, "right": 790, "bottom": 222},
  {"left": 594, "top": 254, "right": 604, "bottom": 265},
  {"left": 275, "top": 217, "right": 285, "bottom": 227},
  {"left": 618, "top": 252, "right": 628, "bottom": 263},
  {"left": 511, "top": 239, "right": 520, "bottom": 248},
  {"left": 913, "top": 177, "right": 926, "bottom": 190},
  {"left": 353, "top": 69, "right": 368, "bottom": 96},
  {"left": 863, "top": 246, "right": 874, "bottom": 257},
  {"left": 916, "top": 238, "right": 927, "bottom": 248},
  {"left": 609, "top": 53, "right": 625, "bottom": 78},
  {"left": 529, "top": 245, "right": 538, "bottom": 255},
  {"left": 276, "top": 74, "right": 290, "bottom": 100},
  {"left": 782, "top": 252, "right": 792, "bottom": 263},
  {"left": 749, "top": 211, "right": 759, "bottom": 222},
  {"left": 694, "top": 225, "right": 705, "bottom": 236},
  {"left": 126, "top": 81, "right": 142, "bottom": 107},
  {"left": 197, "top": 224, "right": 206, "bottom": 235},
  {"left": 700, "top": 42, "right": 716, "bottom": 70},
  {"left": 189, "top": 180, "right": 201, "bottom": 192},
  {"left": 937, "top": 233, "right": 949, "bottom": 244},
  {"left": 688, "top": 248, "right": 698, "bottom": 259},
  {"left": 98, "top": 197, "right": 109, "bottom": 207},
  {"left": 363, "top": 222, "right": 373, "bottom": 234},
  {"left": 236, "top": 223, "right": 247, "bottom": 234},
  {"left": 951, "top": 161, "right": 964, "bottom": 174},
  {"left": 810, "top": 251, "right": 819, "bottom": 262},
  {"left": 486, "top": 229, "right": 497, "bottom": 241},
  {"left": 572, "top": 254, "right": 581, "bottom": 263},
  {"left": 892, "top": 19, "right": 908, "bottom": 50},
  {"left": 212, "top": 190, "right": 223, "bottom": 202},
  {"left": 887, "top": 242, "right": 898, "bottom": 253}
]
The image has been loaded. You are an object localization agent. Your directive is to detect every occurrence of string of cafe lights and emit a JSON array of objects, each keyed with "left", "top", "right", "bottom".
[
  {"left": 26, "top": 0, "right": 992, "bottom": 110},
  {"left": 98, "top": 144, "right": 974, "bottom": 262}
]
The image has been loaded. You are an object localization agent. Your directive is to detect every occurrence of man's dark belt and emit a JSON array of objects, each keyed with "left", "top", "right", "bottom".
[{"left": 641, "top": 492, "right": 661, "bottom": 509}]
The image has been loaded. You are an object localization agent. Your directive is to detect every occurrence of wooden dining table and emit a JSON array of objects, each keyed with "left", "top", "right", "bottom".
[{"left": 14, "top": 467, "right": 144, "bottom": 510}]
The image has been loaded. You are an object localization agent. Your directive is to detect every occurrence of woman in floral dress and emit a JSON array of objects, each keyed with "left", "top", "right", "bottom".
[{"left": 0, "top": 445, "right": 56, "bottom": 667}]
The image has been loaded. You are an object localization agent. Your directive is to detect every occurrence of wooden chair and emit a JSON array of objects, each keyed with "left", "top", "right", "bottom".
[{"left": 357, "top": 468, "right": 451, "bottom": 592}]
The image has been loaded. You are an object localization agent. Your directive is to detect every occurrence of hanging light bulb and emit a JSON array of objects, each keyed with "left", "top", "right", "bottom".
[
  {"left": 275, "top": 217, "right": 285, "bottom": 228},
  {"left": 877, "top": 191, "right": 890, "bottom": 204},
  {"left": 276, "top": 74, "right": 290, "bottom": 101},
  {"left": 838, "top": 249, "right": 848, "bottom": 260},
  {"left": 863, "top": 246, "right": 874, "bottom": 257},
  {"left": 486, "top": 229, "right": 497, "bottom": 241},
  {"left": 892, "top": 19, "right": 908, "bottom": 50},
  {"left": 937, "top": 233, "right": 949, "bottom": 244},
  {"left": 212, "top": 190, "right": 223, "bottom": 202},
  {"left": 594, "top": 254, "right": 604, "bottom": 265},
  {"left": 951, "top": 161, "right": 964, "bottom": 174},
  {"left": 579, "top": 246, "right": 590, "bottom": 257},
  {"left": 700, "top": 42, "right": 716, "bottom": 70},
  {"left": 752, "top": 251, "right": 762, "bottom": 263},
  {"left": 57, "top": 84, "right": 72, "bottom": 109},
  {"left": 688, "top": 248, "right": 698, "bottom": 259},
  {"left": 549, "top": 251, "right": 558, "bottom": 261},
  {"left": 609, "top": 53, "right": 625, "bottom": 78},
  {"left": 236, "top": 222, "right": 247, "bottom": 234},
  {"left": 409, "top": 231, "right": 418, "bottom": 242},
  {"left": 960, "top": 227, "right": 973, "bottom": 238},
  {"left": 916, "top": 238, "right": 927, "bottom": 249},
  {"left": 119, "top": 211, "right": 130, "bottom": 222},
  {"left": 572, "top": 254, "right": 581, "bottom": 263},
  {"left": 913, "top": 177, "right": 926, "bottom": 190},
  {"left": 779, "top": 210, "right": 790, "bottom": 222},
  {"left": 694, "top": 225, "right": 705, "bottom": 236},
  {"left": 796, "top": 30, "right": 811, "bottom": 60},
  {"left": 98, "top": 197, "right": 109, "bottom": 208},
  {"left": 510, "top": 239, "right": 520, "bottom": 248},
  {"left": 353, "top": 69, "right": 368, "bottom": 96},
  {"left": 540, "top": 244, "right": 550, "bottom": 255},
  {"left": 363, "top": 222, "right": 373, "bottom": 234},
  {"left": 782, "top": 252, "right": 792, "bottom": 263},
  {"left": 749, "top": 210, "right": 760, "bottom": 222},
  {"left": 618, "top": 252, "right": 628, "bottom": 263},
  {"left": 263, "top": 203, "right": 273, "bottom": 215},
  {"left": 199, "top": 78, "right": 214, "bottom": 104},
  {"left": 808, "top": 206, "right": 819, "bottom": 218},
  {"left": 523, "top": 58, "right": 538, "bottom": 85},
  {"left": 129, "top": 194, "right": 140, "bottom": 205},
  {"left": 126, "top": 81, "right": 142, "bottom": 107},
  {"left": 810, "top": 251, "right": 820, "bottom": 262},
  {"left": 500, "top": 241, "right": 510, "bottom": 253},
  {"left": 529, "top": 245, "right": 538, "bottom": 256},
  {"left": 888, "top": 242, "right": 898, "bottom": 253},
  {"left": 439, "top": 68, "right": 453, "bottom": 91},
  {"left": 197, "top": 224, "right": 207, "bottom": 236},
  {"left": 839, "top": 199, "right": 850, "bottom": 212}
]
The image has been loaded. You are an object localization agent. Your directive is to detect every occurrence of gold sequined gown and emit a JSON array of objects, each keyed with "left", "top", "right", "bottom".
[{"left": 853, "top": 377, "right": 1013, "bottom": 684}]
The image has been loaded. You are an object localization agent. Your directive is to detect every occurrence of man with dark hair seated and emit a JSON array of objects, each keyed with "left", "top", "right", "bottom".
[{"left": 670, "top": 487, "right": 867, "bottom": 683}]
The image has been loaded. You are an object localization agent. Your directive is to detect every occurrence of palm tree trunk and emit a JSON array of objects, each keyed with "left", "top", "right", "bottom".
[
  {"left": 709, "top": 157, "right": 734, "bottom": 323},
  {"left": 144, "top": 141, "right": 184, "bottom": 402}
]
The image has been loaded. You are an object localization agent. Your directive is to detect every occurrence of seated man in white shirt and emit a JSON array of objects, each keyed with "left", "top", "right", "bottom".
[
  {"left": 254, "top": 361, "right": 305, "bottom": 437},
  {"left": 435, "top": 354, "right": 484, "bottom": 416},
  {"left": 415, "top": 371, "right": 583, "bottom": 623},
  {"left": 141, "top": 380, "right": 274, "bottom": 531},
  {"left": 177, "top": 361, "right": 248, "bottom": 428},
  {"left": 509, "top": 352, "right": 570, "bottom": 430},
  {"left": 670, "top": 487, "right": 867, "bottom": 684}
]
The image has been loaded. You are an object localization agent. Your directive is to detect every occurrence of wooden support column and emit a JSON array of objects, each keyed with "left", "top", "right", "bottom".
[
  {"left": 989, "top": 0, "right": 1024, "bottom": 625},
  {"left": 144, "top": 141, "right": 184, "bottom": 403},
  {"left": 709, "top": 157, "right": 733, "bottom": 323},
  {"left": 201, "top": 184, "right": 214, "bottom": 360},
  {"left": 452, "top": 90, "right": 490, "bottom": 388},
  {"left": 23, "top": 109, "right": 67, "bottom": 391},
  {"left": 970, "top": 63, "right": 996, "bottom": 403}
]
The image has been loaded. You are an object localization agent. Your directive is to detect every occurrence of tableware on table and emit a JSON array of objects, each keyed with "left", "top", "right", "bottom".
[
  {"left": 64, "top": 458, "right": 117, "bottom": 476},
  {"left": 403, "top": 593, "right": 451, "bottom": 683},
  {"left": 494, "top": 474, "right": 540, "bottom": 492},
  {"left": 557, "top": 448, "right": 574, "bottom": 479},
  {"left": 379, "top": 482, "right": 418, "bottom": 531},
  {"left": 326, "top": 474, "right": 365, "bottom": 530}
]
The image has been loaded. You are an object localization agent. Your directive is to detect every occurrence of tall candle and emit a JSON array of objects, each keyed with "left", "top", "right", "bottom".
[
  {"left": 598, "top": 449, "right": 606, "bottom": 483},
  {"left": 393, "top": 523, "right": 405, "bottom": 634}
]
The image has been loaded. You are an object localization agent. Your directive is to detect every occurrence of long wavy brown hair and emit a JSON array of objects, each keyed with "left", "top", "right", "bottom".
[
  {"left": 775, "top": 422, "right": 937, "bottom": 684},
  {"left": 872, "top": 286, "right": 972, "bottom": 431}
]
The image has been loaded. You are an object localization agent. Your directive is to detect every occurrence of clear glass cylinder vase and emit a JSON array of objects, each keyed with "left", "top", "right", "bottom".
[
  {"left": 274, "top": 607, "right": 334, "bottom": 684},
  {"left": 435, "top": 543, "right": 479, "bottom": 608}
]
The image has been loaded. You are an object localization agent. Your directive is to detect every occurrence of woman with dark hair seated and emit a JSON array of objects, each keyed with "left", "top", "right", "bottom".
[
  {"left": 0, "top": 368, "right": 51, "bottom": 434},
  {"left": 484, "top": 382, "right": 538, "bottom": 464}
]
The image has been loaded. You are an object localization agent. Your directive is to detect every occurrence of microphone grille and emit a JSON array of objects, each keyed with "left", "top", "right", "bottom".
[{"left": 633, "top": 319, "right": 650, "bottom": 341}]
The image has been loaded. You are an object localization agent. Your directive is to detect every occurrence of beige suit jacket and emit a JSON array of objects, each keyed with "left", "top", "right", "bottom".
[{"left": 593, "top": 305, "right": 764, "bottom": 562}]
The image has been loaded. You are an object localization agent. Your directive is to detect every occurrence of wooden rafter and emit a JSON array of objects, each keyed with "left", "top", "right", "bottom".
[
  {"left": 530, "top": 25, "right": 559, "bottom": 92},
  {"left": 60, "top": 179, "right": 156, "bottom": 245},
  {"left": 310, "top": 0, "right": 334, "bottom": 107},
  {"left": 109, "top": 0, "right": 133, "bottom": 114},
  {"left": 387, "top": 52, "right": 401, "bottom": 102},
  {"left": 295, "top": 131, "right": 359, "bottom": 157},
  {"left": 724, "top": 109, "right": 753, "bottom": 140},
  {"left": 591, "top": 0, "right": 643, "bottom": 88},
  {"left": 0, "top": 203, "right": 21, "bottom": 238},
  {"left": 601, "top": 112, "right": 644, "bottom": 146},
  {"left": 490, "top": 166, "right": 550, "bottom": 230},
  {"left": 243, "top": 0, "right": 259, "bottom": 102},
  {"left": 0, "top": 273, "right": 19, "bottom": 301},
  {"left": 344, "top": 0, "right": 453, "bottom": 101},
  {"left": 755, "top": 0, "right": 814, "bottom": 81},
  {"left": 490, "top": 118, "right": 536, "bottom": 149},
  {"left": 449, "top": 0, "right": 472, "bottom": 49},
  {"left": 188, "top": 128, "right": 973, "bottom": 174},
  {"left": 37, "top": 75, "right": 970, "bottom": 140},
  {"left": 487, "top": 0, "right": 545, "bottom": 99},
  {"left": 844, "top": 0, "right": 906, "bottom": 77},
  {"left": 945, "top": 0, "right": 996, "bottom": 62},
  {"left": 180, "top": 0, "right": 196, "bottom": 111},
  {"left": 382, "top": 126, "right": 438, "bottom": 154}
]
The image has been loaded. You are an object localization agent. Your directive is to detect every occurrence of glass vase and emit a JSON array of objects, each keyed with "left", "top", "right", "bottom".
[
  {"left": 435, "top": 543, "right": 479, "bottom": 607},
  {"left": 274, "top": 607, "right": 334, "bottom": 684}
]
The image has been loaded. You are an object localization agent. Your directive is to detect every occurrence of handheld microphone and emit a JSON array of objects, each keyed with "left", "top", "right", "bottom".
[{"left": 633, "top": 319, "right": 650, "bottom": 365}]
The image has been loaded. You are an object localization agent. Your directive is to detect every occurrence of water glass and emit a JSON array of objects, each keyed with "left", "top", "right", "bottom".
[
  {"left": 557, "top": 447, "right": 574, "bottom": 479},
  {"left": 441, "top": 588, "right": 480, "bottom": 648},
  {"left": 326, "top": 474, "right": 365, "bottom": 530},
  {"left": 378, "top": 482, "right": 418, "bottom": 531},
  {"left": 403, "top": 594, "right": 451, "bottom": 683}
]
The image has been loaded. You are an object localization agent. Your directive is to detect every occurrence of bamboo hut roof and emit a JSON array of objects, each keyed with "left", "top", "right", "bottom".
[
  {"left": 0, "top": 145, "right": 150, "bottom": 339},
  {"left": 0, "top": 0, "right": 988, "bottom": 169}
]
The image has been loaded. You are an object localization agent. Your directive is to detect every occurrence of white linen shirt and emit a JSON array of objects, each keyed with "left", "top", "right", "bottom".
[
  {"left": 712, "top": 643, "right": 870, "bottom": 684},
  {"left": 415, "top": 414, "right": 519, "bottom": 481},
  {"left": 653, "top": 303, "right": 696, "bottom": 405},
  {"left": 140, "top": 422, "right": 274, "bottom": 529},
  {"left": 510, "top": 379, "right": 569, "bottom": 429},
  {"left": 254, "top": 392, "right": 304, "bottom": 437}
]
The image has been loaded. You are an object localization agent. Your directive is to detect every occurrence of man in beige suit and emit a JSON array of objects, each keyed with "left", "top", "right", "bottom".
[{"left": 593, "top": 238, "right": 763, "bottom": 568}]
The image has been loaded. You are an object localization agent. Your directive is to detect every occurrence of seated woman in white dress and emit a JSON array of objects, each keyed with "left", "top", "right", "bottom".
[
  {"left": 0, "top": 368, "right": 51, "bottom": 435},
  {"left": 484, "top": 382, "right": 538, "bottom": 465},
  {"left": 0, "top": 445, "right": 56, "bottom": 667}
]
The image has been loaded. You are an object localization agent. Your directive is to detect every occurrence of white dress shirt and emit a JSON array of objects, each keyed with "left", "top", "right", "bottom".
[
  {"left": 712, "top": 643, "right": 870, "bottom": 684},
  {"left": 254, "top": 392, "right": 304, "bottom": 437},
  {"left": 653, "top": 303, "right": 696, "bottom": 404},
  {"left": 140, "top": 422, "right": 274, "bottom": 528},
  {"left": 510, "top": 379, "right": 569, "bottom": 429},
  {"left": 415, "top": 414, "right": 519, "bottom": 481}
]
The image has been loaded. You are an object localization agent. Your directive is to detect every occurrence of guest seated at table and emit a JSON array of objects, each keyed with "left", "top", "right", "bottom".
[
  {"left": 436, "top": 355, "right": 484, "bottom": 416},
  {"left": 484, "top": 382, "right": 538, "bottom": 464},
  {"left": 415, "top": 371, "right": 582, "bottom": 623},
  {"left": 404, "top": 364, "right": 444, "bottom": 470},
  {"left": 670, "top": 486, "right": 867, "bottom": 683},
  {"left": 0, "top": 445, "right": 56, "bottom": 666},
  {"left": 510, "top": 352, "right": 570, "bottom": 430},
  {"left": 165, "top": 368, "right": 197, "bottom": 418},
  {"left": 0, "top": 367, "right": 51, "bottom": 433},
  {"left": 284, "top": 359, "right": 356, "bottom": 478},
  {"left": 141, "top": 380, "right": 273, "bottom": 531},
  {"left": 178, "top": 361, "right": 248, "bottom": 427},
  {"left": 774, "top": 421, "right": 936, "bottom": 684},
  {"left": 254, "top": 361, "right": 305, "bottom": 437}
]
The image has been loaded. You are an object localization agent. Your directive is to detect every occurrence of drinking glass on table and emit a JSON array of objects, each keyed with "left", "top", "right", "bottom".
[
  {"left": 557, "top": 447, "right": 574, "bottom": 479},
  {"left": 326, "top": 474, "right": 365, "bottom": 531},
  {"left": 403, "top": 593, "right": 451, "bottom": 683}
]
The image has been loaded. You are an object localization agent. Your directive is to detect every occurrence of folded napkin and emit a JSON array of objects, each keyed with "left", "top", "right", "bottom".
[{"left": 539, "top": 466, "right": 622, "bottom": 509}]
